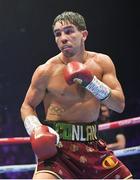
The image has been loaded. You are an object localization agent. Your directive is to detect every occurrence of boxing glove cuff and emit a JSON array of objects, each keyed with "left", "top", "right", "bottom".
[
  {"left": 24, "top": 115, "right": 60, "bottom": 144},
  {"left": 24, "top": 115, "right": 41, "bottom": 135},
  {"left": 86, "top": 76, "right": 111, "bottom": 101},
  {"left": 48, "top": 126, "right": 60, "bottom": 144}
]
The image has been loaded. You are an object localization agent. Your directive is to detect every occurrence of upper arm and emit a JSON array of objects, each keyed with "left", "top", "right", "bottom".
[
  {"left": 97, "top": 54, "right": 125, "bottom": 113},
  {"left": 23, "top": 65, "right": 48, "bottom": 109},
  {"left": 100, "top": 54, "right": 123, "bottom": 92}
]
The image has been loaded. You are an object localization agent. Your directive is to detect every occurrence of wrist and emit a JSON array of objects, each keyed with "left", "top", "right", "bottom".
[
  {"left": 86, "top": 76, "right": 111, "bottom": 101},
  {"left": 24, "top": 116, "right": 60, "bottom": 144},
  {"left": 24, "top": 115, "right": 41, "bottom": 135}
]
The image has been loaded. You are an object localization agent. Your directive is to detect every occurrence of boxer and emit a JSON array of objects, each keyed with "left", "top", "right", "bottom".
[{"left": 21, "top": 11, "right": 132, "bottom": 179}]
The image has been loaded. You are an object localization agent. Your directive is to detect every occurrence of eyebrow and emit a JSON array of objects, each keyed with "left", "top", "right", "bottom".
[{"left": 53, "top": 25, "right": 74, "bottom": 33}]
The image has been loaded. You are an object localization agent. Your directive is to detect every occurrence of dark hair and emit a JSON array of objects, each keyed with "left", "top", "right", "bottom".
[{"left": 52, "top": 11, "right": 87, "bottom": 31}]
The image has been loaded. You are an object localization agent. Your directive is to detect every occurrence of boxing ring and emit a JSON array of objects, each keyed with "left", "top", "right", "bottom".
[{"left": 0, "top": 117, "right": 140, "bottom": 174}]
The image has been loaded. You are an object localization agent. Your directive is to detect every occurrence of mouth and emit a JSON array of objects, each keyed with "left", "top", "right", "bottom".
[{"left": 61, "top": 45, "right": 72, "bottom": 51}]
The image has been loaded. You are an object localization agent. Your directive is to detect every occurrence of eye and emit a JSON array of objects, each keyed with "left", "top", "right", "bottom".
[
  {"left": 64, "top": 28, "right": 74, "bottom": 35},
  {"left": 54, "top": 31, "right": 61, "bottom": 37}
]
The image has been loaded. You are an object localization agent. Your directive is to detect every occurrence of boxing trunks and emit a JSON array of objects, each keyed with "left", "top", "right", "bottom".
[{"left": 35, "top": 121, "right": 132, "bottom": 179}]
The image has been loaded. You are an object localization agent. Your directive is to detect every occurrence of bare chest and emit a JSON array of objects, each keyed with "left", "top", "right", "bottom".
[
  {"left": 47, "top": 71, "right": 89, "bottom": 101},
  {"left": 47, "top": 61, "right": 102, "bottom": 101}
]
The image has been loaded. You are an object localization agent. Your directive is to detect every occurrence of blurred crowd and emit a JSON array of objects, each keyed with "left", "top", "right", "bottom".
[
  {"left": 0, "top": 105, "right": 35, "bottom": 179},
  {"left": 0, "top": 144, "right": 34, "bottom": 179}
]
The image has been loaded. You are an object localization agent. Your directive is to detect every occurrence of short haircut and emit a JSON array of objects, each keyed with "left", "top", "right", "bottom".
[{"left": 52, "top": 11, "right": 87, "bottom": 31}]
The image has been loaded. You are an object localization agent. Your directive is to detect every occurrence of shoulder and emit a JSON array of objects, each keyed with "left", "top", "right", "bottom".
[
  {"left": 88, "top": 51, "right": 113, "bottom": 64},
  {"left": 45, "top": 54, "right": 61, "bottom": 66},
  {"left": 34, "top": 54, "right": 60, "bottom": 76},
  {"left": 91, "top": 51, "right": 116, "bottom": 72},
  {"left": 86, "top": 51, "right": 116, "bottom": 76},
  {"left": 29, "top": 57, "right": 56, "bottom": 82},
  {"left": 87, "top": 51, "right": 112, "bottom": 62}
]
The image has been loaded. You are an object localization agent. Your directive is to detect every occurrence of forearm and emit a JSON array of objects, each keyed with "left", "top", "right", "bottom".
[
  {"left": 85, "top": 76, "right": 125, "bottom": 113},
  {"left": 107, "top": 142, "right": 125, "bottom": 150},
  {"left": 102, "top": 89, "right": 125, "bottom": 113},
  {"left": 20, "top": 103, "right": 37, "bottom": 121},
  {"left": 20, "top": 102, "right": 59, "bottom": 139}
]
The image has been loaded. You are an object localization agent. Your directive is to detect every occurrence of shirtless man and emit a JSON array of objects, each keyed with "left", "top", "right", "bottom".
[{"left": 20, "top": 11, "right": 132, "bottom": 179}]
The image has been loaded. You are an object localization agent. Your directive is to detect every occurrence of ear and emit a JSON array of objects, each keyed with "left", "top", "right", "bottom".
[{"left": 81, "top": 30, "right": 88, "bottom": 41}]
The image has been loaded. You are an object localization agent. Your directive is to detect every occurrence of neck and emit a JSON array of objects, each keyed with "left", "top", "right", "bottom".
[{"left": 60, "top": 50, "right": 88, "bottom": 64}]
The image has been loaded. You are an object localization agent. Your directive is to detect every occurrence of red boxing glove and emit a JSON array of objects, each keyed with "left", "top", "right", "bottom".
[
  {"left": 30, "top": 125, "right": 57, "bottom": 161},
  {"left": 63, "top": 61, "right": 93, "bottom": 86},
  {"left": 64, "top": 61, "right": 111, "bottom": 101}
]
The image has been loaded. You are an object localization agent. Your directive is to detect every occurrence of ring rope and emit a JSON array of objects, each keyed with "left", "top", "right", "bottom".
[
  {"left": 114, "top": 145, "right": 140, "bottom": 157},
  {"left": 99, "top": 116, "right": 140, "bottom": 131},
  {"left": 0, "top": 145, "right": 139, "bottom": 173},
  {"left": 0, "top": 137, "right": 30, "bottom": 145},
  {"left": 0, "top": 117, "right": 140, "bottom": 145},
  {"left": 0, "top": 164, "right": 36, "bottom": 173}
]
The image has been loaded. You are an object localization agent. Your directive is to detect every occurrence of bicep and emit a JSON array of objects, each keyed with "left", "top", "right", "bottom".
[
  {"left": 24, "top": 85, "right": 46, "bottom": 109},
  {"left": 101, "top": 56, "right": 123, "bottom": 91},
  {"left": 23, "top": 66, "right": 47, "bottom": 109},
  {"left": 102, "top": 72, "right": 123, "bottom": 92}
]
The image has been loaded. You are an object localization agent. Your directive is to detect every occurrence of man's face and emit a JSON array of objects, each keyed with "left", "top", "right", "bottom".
[{"left": 53, "top": 21, "right": 88, "bottom": 57}]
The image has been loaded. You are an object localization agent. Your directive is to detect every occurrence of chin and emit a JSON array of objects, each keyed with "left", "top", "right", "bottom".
[{"left": 63, "top": 51, "right": 74, "bottom": 58}]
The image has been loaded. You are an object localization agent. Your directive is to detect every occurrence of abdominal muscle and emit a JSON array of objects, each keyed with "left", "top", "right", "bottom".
[{"left": 45, "top": 97, "right": 100, "bottom": 123}]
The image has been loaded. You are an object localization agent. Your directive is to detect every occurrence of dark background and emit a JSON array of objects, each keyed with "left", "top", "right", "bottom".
[
  {"left": 0, "top": 0, "right": 140, "bottom": 118},
  {"left": 0, "top": 0, "right": 140, "bottom": 178}
]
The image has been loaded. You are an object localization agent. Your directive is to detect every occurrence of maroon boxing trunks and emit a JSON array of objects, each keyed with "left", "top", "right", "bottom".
[{"left": 35, "top": 121, "right": 132, "bottom": 179}]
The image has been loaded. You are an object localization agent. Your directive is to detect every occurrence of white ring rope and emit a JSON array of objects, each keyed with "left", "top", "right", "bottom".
[
  {"left": 0, "top": 145, "right": 139, "bottom": 173},
  {"left": 113, "top": 145, "right": 140, "bottom": 157},
  {"left": 0, "top": 164, "right": 36, "bottom": 173}
]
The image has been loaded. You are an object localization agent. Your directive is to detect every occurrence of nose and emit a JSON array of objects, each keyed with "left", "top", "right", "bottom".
[{"left": 60, "top": 32, "right": 68, "bottom": 44}]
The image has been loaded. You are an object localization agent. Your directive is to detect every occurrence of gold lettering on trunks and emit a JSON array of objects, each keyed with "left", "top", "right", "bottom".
[
  {"left": 79, "top": 156, "right": 87, "bottom": 164},
  {"left": 86, "top": 125, "right": 97, "bottom": 141}
]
